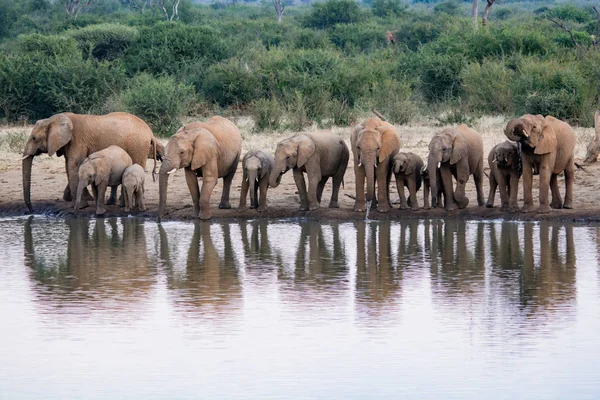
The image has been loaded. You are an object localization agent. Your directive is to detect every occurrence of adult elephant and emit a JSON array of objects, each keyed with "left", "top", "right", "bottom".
[
  {"left": 269, "top": 131, "right": 349, "bottom": 211},
  {"left": 22, "top": 112, "right": 162, "bottom": 213},
  {"left": 427, "top": 124, "right": 485, "bottom": 211},
  {"left": 504, "top": 114, "right": 575, "bottom": 213},
  {"left": 351, "top": 117, "right": 400, "bottom": 213},
  {"left": 157, "top": 116, "right": 242, "bottom": 221}
]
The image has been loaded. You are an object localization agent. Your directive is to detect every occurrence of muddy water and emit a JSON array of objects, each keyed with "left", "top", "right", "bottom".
[{"left": 1, "top": 217, "right": 599, "bottom": 399}]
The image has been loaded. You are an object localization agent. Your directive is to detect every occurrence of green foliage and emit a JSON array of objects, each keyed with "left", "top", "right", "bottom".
[
  {"left": 67, "top": 23, "right": 138, "bottom": 61},
  {"left": 433, "top": 1, "right": 461, "bottom": 16},
  {"left": 328, "top": 22, "right": 387, "bottom": 53},
  {"left": 545, "top": 4, "right": 592, "bottom": 23},
  {"left": 202, "top": 59, "right": 262, "bottom": 107},
  {"left": 415, "top": 51, "right": 466, "bottom": 103},
  {"left": 553, "top": 31, "right": 593, "bottom": 48},
  {"left": 121, "top": 74, "right": 196, "bottom": 137},
  {"left": 461, "top": 59, "right": 514, "bottom": 114},
  {"left": 511, "top": 59, "right": 592, "bottom": 123},
  {"left": 371, "top": 0, "right": 407, "bottom": 17},
  {"left": 363, "top": 79, "right": 416, "bottom": 125},
  {"left": 302, "top": 0, "right": 366, "bottom": 29},
  {"left": 13, "top": 34, "right": 79, "bottom": 57},
  {"left": 251, "top": 98, "right": 283, "bottom": 131}
]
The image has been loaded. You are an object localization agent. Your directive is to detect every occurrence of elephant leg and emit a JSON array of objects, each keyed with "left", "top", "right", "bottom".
[
  {"left": 199, "top": 177, "right": 218, "bottom": 220},
  {"left": 257, "top": 178, "right": 268, "bottom": 212},
  {"left": 219, "top": 161, "right": 237, "bottom": 209},
  {"left": 497, "top": 175, "right": 510, "bottom": 211},
  {"left": 563, "top": 158, "right": 575, "bottom": 209},
  {"left": 376, "top": 164, "right": 390, "bottom": 213},
  {"left": 91, "top": 185, "right": 99, "bottom": 211},
  {"left": 95, "top": 182, "right": 109, "bottom": 215},
  {"left": 137, "top": 188, "right": 146, "bottom": 212},
  {"left": 63, "top": 184, "right": 72, "bottom": 202},
  {"left": 508, "top": 173, "right": 520, "bottom": 211},
  {"left": 67, "top": 158, "right": 82, "bottom": 208},
  {"left": 440, "top": 166, "right": 457, "bottom": 211},
  {"left": 316, "top": 177, "right": 327, "bottom": 204},
  {"left": 252, "top": 183, "right": 259, "bottom": 209},
  {"left": 106, "top": 186, "right": 117, "bottom": 205},
  {"left": 238, "top": 173, "right": 249, "bottom": 212},
  {"left": 395, "top": 175, "right": 408, "bottom": 209},
  {"left": 407, "top": 178, "right": 418, "bottom": 211},
  {"left": 453, "top": 160, "right": 470, "bottom": 209},
  {"left": 306, "top": 166, "right": 322, "bottom": 211},
  {"left": 353, "top": 165, "right": 366, "bottom": 212},
  {"left": 474, "top": 162, "right": 485, "bottom": 207},
  {"left": 537, "top": 163, "right": 552, "bottom": 214},
  {"left": 185, "top": 167, "right": 201, "bottom": 217},
  {"left": 423, "top": 181, "right": 431, "bottom": 210},
  {"left": 386, "top": 167, "right": 393, "bottom": 208},
  {"left": 329, "top": 162, "right": 345, "bottom": 208},
  {"left": 549, "top": 174, "right": 562, "bottom": 209},
  {"left": 293, "top": 169, "right": 309, "bottom": 210},
  {"left": 486, "top": 171, "right": 498, "bottom": 208},
  {"left": 124, "top": 186, "right": 131, "bottom": 212},
  {"left": 521, "top": 157, "right": 535, "bottom": 213}
]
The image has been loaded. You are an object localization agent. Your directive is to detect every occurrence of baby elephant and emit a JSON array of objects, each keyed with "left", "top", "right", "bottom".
[
  {"left": 239, "top": 150, "right": 274, "bottom": 212},
  {"left": 122, "top": 164, "right": 146, "bottom": 213},
  {"left": 75, "top": 145, "right": 132, "bottom": 215},
  {"left": 486, "top": 141, "right": 521, "bottom": 211},
  {"left": 392, "top": 152, "right": 424, "bottom": 210},
  {"left": 422, "top": 164, "right": 445, "bottom": 210}
]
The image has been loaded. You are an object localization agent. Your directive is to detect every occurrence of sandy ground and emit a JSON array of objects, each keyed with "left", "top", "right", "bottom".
[{"left": 2, "top": 115, "right": 600, "bottom": 222}]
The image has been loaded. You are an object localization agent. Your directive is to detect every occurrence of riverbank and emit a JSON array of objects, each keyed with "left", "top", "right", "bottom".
[{"left": 2, "top": 116, "right": 600, "bottom": 223}]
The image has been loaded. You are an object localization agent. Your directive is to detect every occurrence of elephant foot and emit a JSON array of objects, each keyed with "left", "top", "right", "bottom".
[
  {"left": 563, "top": 202, "right": 573, "bottom": 209},
  {"left": 219, "top": 202, "right": 231, "bottom": 209},
  {"left": 63, "top": 186, "right": 73, "bottom": 202},
  {"left": 124, "top": 207, "right": 131, "bottom": 213},
  {"left": 257, "top": 205, "right": 267, "bottom": 212},
  {"left": 445, "top": 203, "right": 458, "bottom": 211},
  {"left": 106, "top": 198, "right": 116, "bottom": 206},
  {"left": 353, "top": 201, "right": 366, "bottom": 212},
  {"left": 328, "top": 202, "right": 340, "bottom": 208},
  {"left": 521, "top": 204, "right": 535, "bottom": 213},
  {"left": 139, "top": 206, "right": 146, "bottom": 212},
  {"left": 96, "top": 207, "right": 107, "bottom": 216},
  {"left": 550, "top": 201, "right": 563, "bottom": 209},
  {"left": 485, "top": 202, "right": 493, "bottom": 208},
  {"left": 398, "top": 204, "right": 409, "bottom": 210},
  {"left": 538, "top": 204, "right": 551, "bottom": 214},
  {"left": 299, "top": 204, "right": 309, "bottom": 211},
  {"left": 456, "top": 198, "right": 469, "bottom": 209},
  {"left": 308, "top": 204, "right": 319, "bottom": 211},
  {"left": 411, "top": 206, "right": 419, "bottom": 211},
  {"left": 198, "top": 210, "right": 212, "bottom": 220},
  {"left": 377, "top": 206, "right": 391, "bottom": 213},
  {"left": 237, "top": 206, "right": 247, "bottom": 213}
]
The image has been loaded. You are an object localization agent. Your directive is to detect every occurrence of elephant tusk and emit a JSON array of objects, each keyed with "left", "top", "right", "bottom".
[
  {"left": 255, "top": 177, "right": 259, "bottom": 182},
  {"left": 521, "top": 130, "right": 529, "bottom": 138},
  {"left": 167, "top": 168, "right": 177, "bottom": 175},
  {"left": 493, "top": 157, "right": 498, "bottom": 163},
  {"left": 437, "top": 162, "right": 441, "bottom": 169},
  {"left": 245, "top": 176, "right": 248, "bottom": 182},
  {"left": 358, "top": 162, "right": 362, "bottom": 167},
  {"left": 21, "top": 155, "right": 31, "bottom": 160}
]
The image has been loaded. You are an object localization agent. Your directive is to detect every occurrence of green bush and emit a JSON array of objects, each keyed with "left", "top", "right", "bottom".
[
  {"left": 416, "top": 51, "right": 465, "bottom": 103},
  {"left": 121, "top": 74, "right": 196, "bottom": 137},
  {"left": 202, "top": 59, "right": 262, "bottom": 107},
  {"left": 371, "top": 0, "right": 407, "bottom": 17},
  {"left": 511, "top": 59, "right": 592, "bottom": 123},
  {"left": 361, "top": 79, "right": 416, "bottom": 125},
  {"left": 250, "top": 98, "right": 283, "bottom": 131},
  {"left": 328, "top": 22, "right": 387, "bottom": 53},
  {"left": 13, "top": 33, "right": 79, "bottom": 57},
  {"left": 461, "top": 59, "right": 513, "bottom": 114},
  {"left": 284, "top": 90, "right": 312, "bottom": 131},
  {"left": 302, "top": 0, "right": 366, "bottom": 29},
  {"left": 67, "top": 23, "right": 138, "bottom": 61}
]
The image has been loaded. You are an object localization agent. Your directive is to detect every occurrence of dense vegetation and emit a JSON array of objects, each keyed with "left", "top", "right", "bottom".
[{"left": 1, "top": 0, "right": 600, "bottom": 135}]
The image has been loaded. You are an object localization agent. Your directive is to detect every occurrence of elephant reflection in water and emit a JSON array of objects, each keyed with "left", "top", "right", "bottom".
[
  {"left": 354, "top": 221, "right": 402, "bottom": 320},
  {"left": 158, "top": 221, "right": 242, "bottom": 317},
  {"left": 425, "top": 220, "right": 486, "bottom": 297},
  {"left": 239, "top": 220, "right": 275, "bottom": 264},
  {"left": 23, "top": 217, "right": 153, "bottom": 311}
]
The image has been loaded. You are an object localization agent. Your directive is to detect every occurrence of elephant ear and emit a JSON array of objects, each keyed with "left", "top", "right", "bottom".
[
  {"left": 191, "top": 130, "right": 218, "bottom": 171},
  {"left": 534, "top": 125, "right": 558, "bottom": 155},
  {"left": 404, "top": 162, "right": 415, "bottom": 175},
  {"left": 93, "top": 157, "right": 110, "bottom": 186},
  {"left": 297, "top": 136, "right": 316, "bottom": 168},
  {"left": 47, "top": 114, "right": 73, "bottom": 157},
  {"left": 260, "top": 157, "right": 270, "bottom": 179},
  {"left": 450, "top": 132, "right": 469, "bottom": 165},
  {"left": 378, "top": 127, "right": 400, "bottom": 163}
]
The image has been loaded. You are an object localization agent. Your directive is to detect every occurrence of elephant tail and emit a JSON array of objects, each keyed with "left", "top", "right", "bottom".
[
  {"left": 371, "top": 108, "right": 387, "bottom": 121},
  {"left": 151, "top": 138, "right": 158, "bottom": 182}
]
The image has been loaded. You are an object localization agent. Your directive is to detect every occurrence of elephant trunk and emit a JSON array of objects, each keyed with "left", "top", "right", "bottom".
[
  {"left": 505, "top": 118, "right": 526, "bottom": 142},
  {"left": 269, "top": 167, "right": 281, "bottom": 188},
  {"left": 158, "top": 172, "right": 169, "bottom": 222},
  {"left": 364, "top": 156, "right": 376, "bottom": 203},
  {"left": 126, "top": 186, "right": 135, "bottom": 212},
  {"left": 74, "top": 180, "right": 86, "bottom": 211},
  {"left": 22, "top": 155, "right": 34, "bottom": 213},
  {"left": 428, "top": 153, "right": 441, "bottom": 208},
  {"left": 248, "top": 169, "right": 258, "bottom": 208}
]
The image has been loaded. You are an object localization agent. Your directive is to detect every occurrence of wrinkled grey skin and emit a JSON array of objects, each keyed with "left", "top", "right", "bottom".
[
  {"left": 422, "top": 164, "right": 445, "bottom": 210},
  {"left": 239, "top": 150, "right": 274, "bottom": 212},
  {"left": 486, "top": 141, "right": 521, "bottom": 211},
  {"left": 392, "top": 152, "right": 424, "bottom": 211},
  {"left": 122, "top": 164, "right": 146, "bottom": 213}
]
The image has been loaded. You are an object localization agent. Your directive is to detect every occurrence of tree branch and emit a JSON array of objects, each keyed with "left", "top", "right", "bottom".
[{"left": 547, "top": 17, "right": 579, "bottom": 47}]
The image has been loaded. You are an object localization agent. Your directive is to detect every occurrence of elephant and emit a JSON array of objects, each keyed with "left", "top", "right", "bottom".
[
  {"left": 422, "top": 164, "right": 445, "bottom": 210},
  {"left": 504, "top": 114, "right": 576, "bottom": 213},
  {"left": 392, "top": 152, "right": 424, "bottom": 210},
  {"left": 158, "top": 116, "right": 242, "bottom": 221},
  {"left": 351, "top": 117, "right": 400, "bottom": 213},
  {"left": 486, "top": 141, "right": 521, "bottom": 211},
  {"left": 269, "top": 131, "right": 349, "bottom": 211},
  {"left": 238, "top": 150, "right": 274, "bottom": 212},
  {"left": 122, "top": 164, "right": 146, "bottom": 213},
  {"left": 427, "top": 124, "right": 485, "bottom": 210},
  {"left": 75, "top": 145, "right": 132, "bottom": 215},
  {"left": 22, "top": 112, "right": 162, "bottom": 213}
]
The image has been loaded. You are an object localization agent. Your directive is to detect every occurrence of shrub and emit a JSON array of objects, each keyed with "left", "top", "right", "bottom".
[
  {"left": 202, "top": 59, "right": 262, "bottom": 107},
  {"left": 328, "top": 22, "right": 387, "bottom": 53},
  {"left": 67, "top": 23, "right": 138, "bottom": 61},
  {"left": 121, "top": 74, "right": 196, "bottom": 137},
  {"left": 362, "top": 79, "right": 416, "bottom": 125},
  {"left": 285, "top": 91, "right": 311, "bottom": 131},
  {"left": 250, "top": 98, "right": 283, "bottom": 131},
  {"left": 511, "top": 59, "right": 592, "bottom": 123},
  {"left": 461, "top": 59, "right": 513, "bottom": 114},
  {"left": 416, "top": 51, "right": 465, "bottom": 103},
  {"left": 371, "top": 0, "right": 407, "bottom": 17},
  {"left": 302, "top": 0, "right": 366, "bottom": 29},
  {"left": 292, "top": 28, "right": 332, "bottom": 49},
  {"left": 13, "top": 33, "right": 79, "bottom": 57}
]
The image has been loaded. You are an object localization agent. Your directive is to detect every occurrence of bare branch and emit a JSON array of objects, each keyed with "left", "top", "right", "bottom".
[
  {"left": 547, "top": 17, "right": 579, "bottom": 47},
  {"left": 472, "top": 0, "right": 479, "bottom": 30},
  {"left": 482, "top": 0, "right": 497, "bottom": 27},
  {"left": 273, "top": 0, "right": 285, "bottom": 23}
]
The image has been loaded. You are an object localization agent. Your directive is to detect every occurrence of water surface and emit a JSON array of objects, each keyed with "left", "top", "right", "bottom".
[{"left": 1, "top": 217, "right": 599, "bottom": 399}]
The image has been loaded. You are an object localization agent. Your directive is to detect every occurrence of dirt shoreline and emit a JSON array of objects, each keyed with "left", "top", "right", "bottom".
[{"left": 2, "top": 116, "right": 600, "bottom": 224}]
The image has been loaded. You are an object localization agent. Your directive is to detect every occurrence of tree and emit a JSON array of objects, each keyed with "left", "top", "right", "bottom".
[
  {"left": 482, "top": 0, "right": 498, "bottom": 27},
  {"left": 472, "top": 0, "right": 478, "bottom": 30},
  {"left": 273, "top": 0, "right": 284, "bottom": 23},
  {"left": 158, "top": 0, "right": 180, "bottom": 21},
  {"left": 60, "top": 0, "right": 94, "bottom": 18}
]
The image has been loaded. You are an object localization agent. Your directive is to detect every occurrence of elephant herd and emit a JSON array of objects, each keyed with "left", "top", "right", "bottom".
[{"left": 21, "top": 111, "right": 576, "bottom": 220}]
